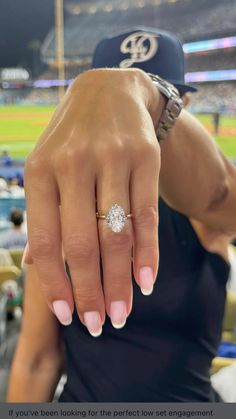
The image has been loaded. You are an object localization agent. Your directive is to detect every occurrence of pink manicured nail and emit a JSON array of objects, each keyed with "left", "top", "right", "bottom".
[
  {"left": 84, "top": 311, "right": 102, "bottom": 337},
  {"left": 139, "top": 267, "right": 154, "bottom": 296},
  {"left": 52, "top": 300, "right": 72, "bottom": 326},
  {"left": 110, "top": 301, "right": 127, "bottom": 329}
]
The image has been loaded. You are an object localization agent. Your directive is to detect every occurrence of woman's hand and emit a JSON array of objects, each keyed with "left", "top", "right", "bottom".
[{"left": 24, "top": 68, "right": 164, "bottom": 336}]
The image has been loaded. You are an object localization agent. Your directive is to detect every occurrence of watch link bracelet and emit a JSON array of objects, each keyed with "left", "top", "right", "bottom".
[{"left": 148, "top": 73, "right": 184, "bottom": 141}]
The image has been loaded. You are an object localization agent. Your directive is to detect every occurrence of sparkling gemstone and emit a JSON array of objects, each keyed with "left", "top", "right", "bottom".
[{"left": 106, "top": 204, "right": 127, "bottom": 233}]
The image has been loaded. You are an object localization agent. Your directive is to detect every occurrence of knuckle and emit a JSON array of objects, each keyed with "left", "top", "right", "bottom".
[
  {"left": 41, "top": 278, "right": 67, "bottom": 298},
  {"left": 134, "top": 206, "right": 158, "bottom": 228},
  {"left": 106, "top": 273, "right": 131, "bottom": 287},
  {"left": 64, "top": 234, "right": 97, "bottom": 265},
  {"left": 101, "top": 228, "right": 132, "bottom": 252},
  {"left": 140, "top": 141, "right": 160, "bottom": 162},
  {"left": 29, "top": 231, "right": 56, "bottom": 260},
  {"left": 25, "top": 153, "right": 47, "bottom": 179},
  {"left": 73, "top": 286, "right": 101, "bottom": 311},
  {"left": 136, "top": 243, "right": 157, "bottom": 255},
  {"left": 69, "top": 76, "right": 80, "bottom": 91}
]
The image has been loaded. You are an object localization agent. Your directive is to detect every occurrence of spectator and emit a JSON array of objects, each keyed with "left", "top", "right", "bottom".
[
  {"left": 212, "top": 112, "right": 220, "bottom": 135},
  {"left": 8, "top": 29, "right": 235, "bottom": 403},
  {"left": 7, "top": 178, "right": 25, "bottom": 198},
  {"left": 0, "top": 178, "right": 10, "bottom": 197},
  {"left": 0, "top": 150, "right": 13, "bottom": 167},
  {"left": 0, "top": 209, "right": 27, "bottom": 249}
]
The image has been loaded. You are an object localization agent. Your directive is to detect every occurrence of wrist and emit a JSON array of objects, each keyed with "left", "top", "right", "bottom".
[{"left": 135, "top": 69, "right": 166, "bottom": 130}]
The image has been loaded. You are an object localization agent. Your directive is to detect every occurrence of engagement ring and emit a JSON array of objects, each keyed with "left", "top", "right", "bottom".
[{"left": 96, "top": 204, "right": 132, "bottom": 233}]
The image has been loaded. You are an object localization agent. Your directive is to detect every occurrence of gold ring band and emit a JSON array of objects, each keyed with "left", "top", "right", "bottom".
[{"left": 96, "top": 213, "right": 132, "bottom": 219}]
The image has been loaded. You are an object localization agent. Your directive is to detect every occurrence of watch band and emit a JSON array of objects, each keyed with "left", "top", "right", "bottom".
[{"left": 148, "top": 73, "right": 183, "bottom": 141}]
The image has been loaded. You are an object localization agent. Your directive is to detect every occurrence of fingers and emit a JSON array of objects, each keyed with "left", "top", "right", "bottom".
[
  {"left": 131, "top": 143, "right": 160, "bottom": 295},
  {"left": 97, "top": 164, "right": 133, "bottom": 329},
  {"left": 57, "top": 158, "right": 105, "bottom": 338},
  {"left": 24, "top": 157, "right": 74, "bottom": 326}
]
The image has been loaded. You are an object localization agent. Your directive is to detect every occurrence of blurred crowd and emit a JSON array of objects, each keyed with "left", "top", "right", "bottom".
[
  {"left": 186, "top": 50, "right": 236, "bottom": 73},
  {"left": 0, "top": 209, "right": 26, "bottom": 402},
  {"left": 22, "top": 89, "right": 59, "bottom": 105},
  {"left": 0, "top": 209, "right": 26, "bottom": 251},
  {"left": 188, "top": 82, "right": 236, "bottom": 114},
  {"left": 42, "top": 0, "right": 235, "bottom": 60},
  {"left": 0, "top": 178, "right": 24, "bottom": 198},
  {"left": 1, "top": 81, "right": 236, "bottom": 113}
]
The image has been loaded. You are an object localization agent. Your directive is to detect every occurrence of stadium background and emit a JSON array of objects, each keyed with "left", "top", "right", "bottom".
[{"left": 0, "top": 0, "right": 236, "bottom": 160}]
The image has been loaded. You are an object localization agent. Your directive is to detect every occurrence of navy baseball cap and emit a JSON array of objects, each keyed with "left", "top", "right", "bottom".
[{"left": 92, "top": 27, "right": 197, "bottom": 94}]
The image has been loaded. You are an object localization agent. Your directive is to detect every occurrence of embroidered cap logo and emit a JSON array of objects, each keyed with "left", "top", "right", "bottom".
[{"left": 120, "top": 32, "right": 159, "bottom": 68}]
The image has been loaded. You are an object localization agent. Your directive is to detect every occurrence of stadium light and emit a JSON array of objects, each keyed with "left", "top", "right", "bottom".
[
  {"left": 103, "top": 4, "right": 113, "bottom": 12},
  {"left": 55, "top": 0, "right": 65, "bottom": 101},
  {"left": 184, "top": 36, "right": 236, "bottom": 54},
  {"left": 88, "top": 6, "right": 97, "bottom": 14},
  {"left": 137, "top": 1, "right": 145, "bottom": 8}
]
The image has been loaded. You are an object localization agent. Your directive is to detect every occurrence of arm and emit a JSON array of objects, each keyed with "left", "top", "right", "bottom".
[
  {"left": 7, "top": 265, "right": 63, "bottom": 402},
  {"left": 159, "top": 109, "right": 236, "bottom": 236}
]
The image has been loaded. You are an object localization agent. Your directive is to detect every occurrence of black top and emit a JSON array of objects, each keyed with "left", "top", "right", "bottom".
[{"left": 59, "top": 199, "right": 229, "bottom": 402}]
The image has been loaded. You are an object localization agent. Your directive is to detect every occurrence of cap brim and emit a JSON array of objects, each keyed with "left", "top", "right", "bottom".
[{"left": 169, "top": 80, "right": 197, "bottom": 93}]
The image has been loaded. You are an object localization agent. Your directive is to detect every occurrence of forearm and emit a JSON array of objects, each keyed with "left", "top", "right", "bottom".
[
  {"left": 159, "top": 109, "right": 236, "bottom": 232},
  {"left": 7, "top": 356, "right": 62, "bottom": 402}
]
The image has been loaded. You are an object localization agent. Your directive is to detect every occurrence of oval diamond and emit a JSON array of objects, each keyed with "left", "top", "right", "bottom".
[{"left": 106, "top": 204, "right": 127, "bottom": 233}]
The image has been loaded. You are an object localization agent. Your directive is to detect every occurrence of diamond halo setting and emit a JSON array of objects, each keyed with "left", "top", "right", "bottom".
[
  {"left": 106, "top": 204, "right": 128, "bottom": 233},
  {"left": 96, "top": 204, "right": 132, "bottom": 233}
]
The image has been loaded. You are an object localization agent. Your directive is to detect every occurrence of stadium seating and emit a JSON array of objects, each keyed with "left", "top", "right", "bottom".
[
  {"left": 0, "top": 266, "right": 21, "bottom": 286},
  {"left": 42, "top": 0, "right": 236, "bottom": 62},
  {"left": 0, "top": 293, "right": 7, "bottom": 358},
  {"left": 188, "top": 82, "right": 236, "bottom": 114},
  {"left": 186, "top": 49, "right": 236, "bottom": 73},
  {"left": 5, "top": 0, "right": 236, "bottom": 113},
  {"left": 9, "top": 249, "right": 24, "bottom": 270},
  {"left": 211, "top": 291, "right": 236, "bottom": 374},
  {"left": 222, "top": 291, "right": 236, "bottom": 342},
  {"left": 22, "top": 88, "right": 59, "bottom": 105}
]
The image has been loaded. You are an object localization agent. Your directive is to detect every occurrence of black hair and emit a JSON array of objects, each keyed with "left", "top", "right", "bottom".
[{"left": 9, "top": 208, "right": 24, "bottom": 227}]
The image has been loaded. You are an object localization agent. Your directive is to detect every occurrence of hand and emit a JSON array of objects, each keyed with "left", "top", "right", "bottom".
[{"left": 24, "top": 68, "right": 164, "bottom": 336}]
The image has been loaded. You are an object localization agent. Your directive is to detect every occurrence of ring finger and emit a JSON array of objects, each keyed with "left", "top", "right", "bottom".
[{"left": 97, "top": 167, "right": 133, "bottom": 329}]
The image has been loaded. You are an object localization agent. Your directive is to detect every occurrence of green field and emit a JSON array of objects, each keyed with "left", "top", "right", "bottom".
[
  {"left": 0, "top": 105, "right": 236, "bottom": 158},
  {"left": 0, "top": 105, "right": 55, "bottom": 158}
]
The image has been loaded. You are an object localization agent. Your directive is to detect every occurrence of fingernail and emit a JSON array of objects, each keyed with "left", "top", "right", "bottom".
[
  {"left": 52, "top": 300, "right": 72, "bottom": 326},
  {"left": 84, "top": 311, "right": 102, "bottom": 337},
  {"left": 110, "top": 301, "right": 127, "bottom": 329},
  {"left": 139, "top": 267, "right": 154, "bottom": 296},
  {"left": 21, "top": 244, "right": 30, "bottom": 270},
  {"left": 21, "top": 261, "right": 31, "bottom": 271}
]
